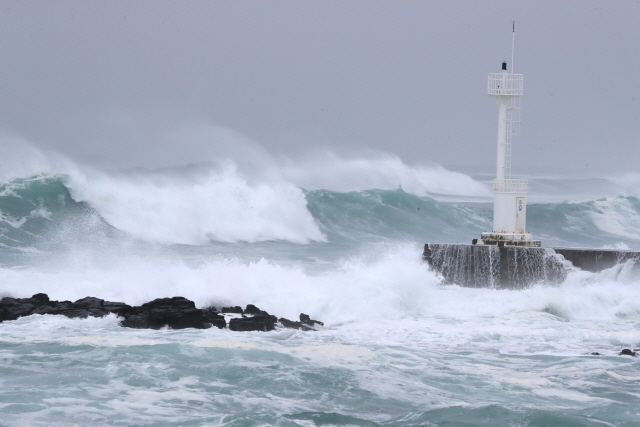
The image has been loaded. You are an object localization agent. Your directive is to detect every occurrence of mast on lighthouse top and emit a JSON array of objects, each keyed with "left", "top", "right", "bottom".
[
  {"left": 487, "top": 26, "right": 522, "bottom": 181},
  {"left": 474, "top": 24, "right": 541, "bottom": 247}
]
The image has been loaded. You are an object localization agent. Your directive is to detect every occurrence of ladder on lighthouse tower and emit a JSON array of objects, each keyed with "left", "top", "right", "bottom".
[{"left": 505, "top": 96, "right": 521, "bottom": 178}]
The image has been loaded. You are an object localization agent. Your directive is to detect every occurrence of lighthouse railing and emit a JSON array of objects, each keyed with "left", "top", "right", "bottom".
[
  {"left": 487, "top": 73, "right": 523, "bottom": 96},
  {"left": 494, "top": 178, "right": 528, "bottom": 193}
]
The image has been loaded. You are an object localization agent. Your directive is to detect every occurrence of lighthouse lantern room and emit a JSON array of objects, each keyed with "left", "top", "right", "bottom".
[{"left": 474, "top": 27, "right": 541, "bottom": 247}]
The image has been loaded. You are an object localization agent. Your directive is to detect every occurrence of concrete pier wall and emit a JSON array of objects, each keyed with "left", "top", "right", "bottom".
[
  {"left": 552, "top": 248, "right": 639, "bottom": 273},
  {"left": 423, "top": 244, "right": 639, "bottom": 289}
]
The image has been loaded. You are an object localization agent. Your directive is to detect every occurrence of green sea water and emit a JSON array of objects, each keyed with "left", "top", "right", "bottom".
[{"left": 0, "top": 170, "right": 639, "bottom": 426}]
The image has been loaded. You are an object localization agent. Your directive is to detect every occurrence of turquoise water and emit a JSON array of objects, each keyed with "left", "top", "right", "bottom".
[{"left": 0, "top": 168, "right": 639, "bottom": 426}]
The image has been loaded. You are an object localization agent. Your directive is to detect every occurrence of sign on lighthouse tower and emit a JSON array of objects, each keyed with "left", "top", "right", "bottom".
[{"left": 475, "top": 26, "right": 540, "bottom": 247}]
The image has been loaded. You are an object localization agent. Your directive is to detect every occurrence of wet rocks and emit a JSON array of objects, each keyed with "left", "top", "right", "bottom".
[
  {"left": 0, "top": 293, "right": 226, "bottom": 330},
  {"left": 300, "top": 313, "right": 324, "bottom": 327},
  {"left": 0, "top": 294, "right": 132, "bottom": 321},
  {"left": 33, "top": 300, "right": 88, "bottom": 318},
  {"left": 221, "top": 306, "right": 243, "bottom": 314},
  {"left": 119, "top": 297, "right": 225, "bottom": 330},
  {"left": 279, "top": 317, "right": 313, "bottom": 331},
  {"left": 0, "top": 293, "right": 51, "bottom": 321},
  {"left": 619, "top": 349, "right": 637, "bottom": 357},
  {"left": 102, "top": 301, "right": 136, "bottom": 317},
  {"left": 245, "top": 304, "right": 269, "bottom": 316},
  {"left": 225, "top": 305, "right": 324, "bottom": 332},
  {"left": 229, "top": 315, "right": 277, "bottom": 332},
  {"left": 0, "top": 294, "right": 322, "bottom": 333},
  {"left": 228, "top": 304, "right": 277, "bottom": 332}
]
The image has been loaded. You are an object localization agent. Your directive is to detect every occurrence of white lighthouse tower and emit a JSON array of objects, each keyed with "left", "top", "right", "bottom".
[{"left": 476, "top": 27, "right": 540, "bottom": 247}]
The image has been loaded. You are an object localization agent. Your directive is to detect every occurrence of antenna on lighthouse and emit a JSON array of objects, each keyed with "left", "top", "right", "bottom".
[{"left": 511, "top": 22, "right": 515, "bottom": 73}]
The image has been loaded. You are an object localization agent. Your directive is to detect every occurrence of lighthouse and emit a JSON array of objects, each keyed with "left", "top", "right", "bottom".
[
  {"left": 423, "top": 26, "right": 640, "bottom": 287},
  {"left": 475, "top": 27, "right": 540, "bottom": 247}
]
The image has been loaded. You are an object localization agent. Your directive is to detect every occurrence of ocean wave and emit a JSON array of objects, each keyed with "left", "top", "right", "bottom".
[
  {"left": 1, "top": 172, "right": 640, "bottom": 251},
  {"left": 588, "top": 197, "right": 640, "bottom": 240},
  {"left": 281, "top": 151, "right": 492, "bottom": 198},
  {"left": 65, "top": 162, "right": 326, "bottom": 245},
  {"left": 0, "top": 147, "right": 639, "bottom": 250},
  {"left": 528, "top": 196, "right": 640, "bottom": 248}
]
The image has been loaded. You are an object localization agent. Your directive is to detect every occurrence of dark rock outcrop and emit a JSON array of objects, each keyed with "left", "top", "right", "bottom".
[
  {"left": 300, "top": 313, "right": 324, "bottom": 327},
  {"left": 229, "top": 315, "right": 277, "bottom": 332},
  {"left": 245, "top": 304, "right": 269, "bottom": 316},
  {"left": 619, "top": 349, "right": 636, "bottom": 357},
  {"left": 0, "top": 293, "right": 50, "bottom": 321},
  {"left": 0, "top": 294, "right": 133, "bottom": 322},
  {"left": 1, "top": 294, "right": 322, "bottom": 333},
  {"left": 221, "top": 306, "right": 243, "bottom": 314},
  {"left": 102, "top": 301, "right": 136, "bottom": 316},
  {"left": 228, "top": 304, "right": 278, "bottom": 332},
  {"left": 33, "top": 300, "right": 87, "bottom": 318},
  {"left": 119, "top": 297, "right": 225, "bottom": 330},
  {"left": 279, "top": 317, "right": 313, "bottom": 331}
]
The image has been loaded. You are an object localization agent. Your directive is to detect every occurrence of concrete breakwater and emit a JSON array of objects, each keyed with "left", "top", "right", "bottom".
[{"left": 423, "top": 243, "right": 640, "bottom": 289}]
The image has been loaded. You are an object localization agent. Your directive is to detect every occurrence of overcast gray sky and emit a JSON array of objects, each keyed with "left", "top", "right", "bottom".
[{"left": 0, "top": 0, "right": 638, "bottom": 173}]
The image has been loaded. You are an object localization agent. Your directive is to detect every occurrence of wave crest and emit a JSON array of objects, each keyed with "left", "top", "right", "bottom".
[{"left": 63, "top": 162, "right": 326, "bottom": 245}]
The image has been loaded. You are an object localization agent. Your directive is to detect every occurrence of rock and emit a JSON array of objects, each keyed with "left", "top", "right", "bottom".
[
  {"left": 70, "top": 297, "right": 135, "bottom": 318},
  {"left": 102, "top": 301, "right": 135, "bottom": 316},
  {"left": 202, "top": 307, "right": 226, "bottom": 329},
  {"left": 74, "top": 296, "right": 104, "bottom": 308},
  {"left": 221, "top": 306, "right": 244, "bottom": 314},
  {"left": 245, "top": 304, "right": 269, "bottom": 316},
  {"left": 279, "top": 317, "right": 313, "bottom": 331},
  {"left": 590, "top": 352, "right": 601, "bottom": 356},
  {"left": 619, "top": 349, "right": 636, "bottom": 357},
  {"left": 299, "top": 313, "right": 324, "bottom": 327},
  {"left": 0, "top": 293, "right": 50, "bottom": 321},
  {"left": 0, "top": 294, "right": 136, "bottom": 322},
  {"left": 120, "top": 297, "right": 225, "bottom": 330},
  {"left": 0, "top": 294, "right": 317, "bottom": 333},
  {"left": 33, "top": 300, "right": 88, "bottom": 318},
  {"left": 68, "top": 296, "right": 109, "bottom": 318},
  {"left": 229, "top": 315, "right": 277, "bottom": 332}
]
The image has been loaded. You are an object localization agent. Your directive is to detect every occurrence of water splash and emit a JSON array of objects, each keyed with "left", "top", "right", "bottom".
[{"left": 423, "top": 244, "right": 570, "bottom": 289}]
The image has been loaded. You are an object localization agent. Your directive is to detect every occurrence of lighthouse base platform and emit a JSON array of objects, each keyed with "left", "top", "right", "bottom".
[
  {"left": 474, "top": 232, "right": 541, "bottom": 247},
  {"left": 423, "top": 243, "right": 639, "bottom": 289}
]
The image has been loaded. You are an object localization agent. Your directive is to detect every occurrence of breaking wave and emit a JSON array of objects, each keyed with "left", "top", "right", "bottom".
[
  {"left": 0, "top": 165, "right": 640, "bottom": 252},
  {"left": 66, "top": 162, "right": 326, "bottom": 245}
]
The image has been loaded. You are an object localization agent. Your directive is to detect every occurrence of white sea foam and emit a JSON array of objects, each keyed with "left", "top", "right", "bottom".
[
  {"left": 1, "top": 244, "right": 639, "bottom": 352},
  {"left": 1, "top": 245, "right": 639, "bottom": 425},
  {"left": 588, "top": 197, "right": 640, "bottom": 240},
  {"left": 280, "top": 150, "right": 491, "bottom": 198},
  {"left": 65, "top": 161, "right": 326, "bottom": 244}
]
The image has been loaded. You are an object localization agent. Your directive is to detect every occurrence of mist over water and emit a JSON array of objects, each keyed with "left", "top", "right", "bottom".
[{"left": 0, "top": 141, "right": 639, "bottom": 426}]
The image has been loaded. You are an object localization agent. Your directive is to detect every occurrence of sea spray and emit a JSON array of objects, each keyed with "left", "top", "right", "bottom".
[
  {"left": 423, "top": 244, "right": 570, "bottom": 289},
  {"left": 280, "top": 150, "right": 492, "bottom": 198},
  {"left": 65, "top": 164, "right": 326, "bottom": 244}
]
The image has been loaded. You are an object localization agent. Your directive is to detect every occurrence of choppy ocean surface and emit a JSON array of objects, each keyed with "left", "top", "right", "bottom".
[{"left": 0, "top": 158, "right": 639, "bottom": 426}]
